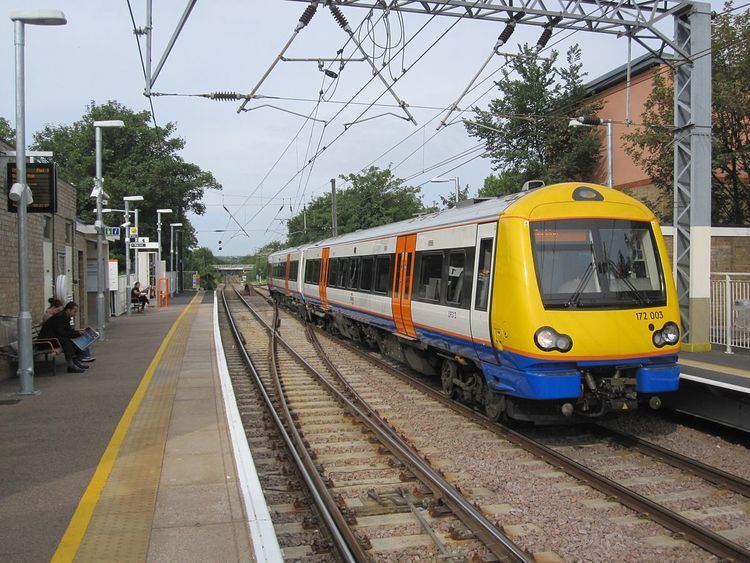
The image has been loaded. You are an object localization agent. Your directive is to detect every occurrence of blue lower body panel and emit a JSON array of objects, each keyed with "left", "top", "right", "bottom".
[
  {"left": 483, "top": 361, "right": 581, "bottom": 399},
  {"left": 636, "top": 365, "right": 680, "bottom": 393}
]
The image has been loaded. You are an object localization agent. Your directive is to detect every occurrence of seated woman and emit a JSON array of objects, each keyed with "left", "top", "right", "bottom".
[
  {"left": 42, "top": 297, "right": 63, "bottom": 323},
  {"left": 131, "top": 281, "right": 150, "bottom": 311}
]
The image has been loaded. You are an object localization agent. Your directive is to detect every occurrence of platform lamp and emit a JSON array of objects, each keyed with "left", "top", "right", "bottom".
[
  {"left": 156, "top": 209, "right": 172, "bottom": 307},
  {"left": 93, "top": 120, "right": 125, "bottom": 341},
  {"left": 123, "top": 195, "right": 144, "bottom": 314},
  {"left": 10, "top": 9, "right": 67, "bottom": 395},
  {"left": 569, "top": 116, "right": 613, "bottom": 188},
  {"left": 169, "top": 223, "right": 183, "bottom": 296},
  {"left": 430, "top": 176, "right": 460, "bottom": 206}
]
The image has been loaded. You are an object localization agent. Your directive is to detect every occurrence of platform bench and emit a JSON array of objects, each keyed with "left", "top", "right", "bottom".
[{"left": 0, "top": 324, "right": 64, "bottom": 376}]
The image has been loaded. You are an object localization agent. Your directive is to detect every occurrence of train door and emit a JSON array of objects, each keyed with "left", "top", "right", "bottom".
[
  {"left": 320, "top": 247, "right": 330, "bottom": 308},
  {"left": 470, "top": 223, "right": 499, "bottom": 364},
  {"left": 391, "top": 234, "right": 417, "bottom": 338}
]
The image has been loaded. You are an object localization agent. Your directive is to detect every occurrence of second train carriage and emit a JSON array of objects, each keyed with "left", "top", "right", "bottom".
[{"left": 268, "top": 182, "right": 681, "bottom": 422}]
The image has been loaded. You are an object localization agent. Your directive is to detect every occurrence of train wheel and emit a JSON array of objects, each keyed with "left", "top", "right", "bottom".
[
  {"left": 484, "top": 389, "right": 506, "bottom": 422},
  {"left": 440, "top": 359, "right": 457, "bottom": 398}
]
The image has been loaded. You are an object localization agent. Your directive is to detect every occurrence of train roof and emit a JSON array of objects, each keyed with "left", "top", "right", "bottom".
[{"left": 268, "top": 182, "right": 653, "bottom": 259}]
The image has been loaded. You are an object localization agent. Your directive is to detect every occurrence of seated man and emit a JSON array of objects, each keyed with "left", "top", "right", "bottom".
[
  {"left": 131, "top": 281, "right": 150, "bottom": 311},
  {"left": 38, "top": 301, "right": 89, "bottom": 373}
]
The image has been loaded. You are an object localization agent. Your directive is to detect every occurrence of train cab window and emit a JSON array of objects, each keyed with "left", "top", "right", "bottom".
[
  {"left": 416, "top": 252, "right": 443, "bottom": 302},
  {"left": 374, "top": 255, "right": 391, "bottom": 295},
  {"left": 446, "top": 250, "right": 467, "bottom": 306},
  {"left": 475, "top": 239, "right": 493, "bottom": 311}
]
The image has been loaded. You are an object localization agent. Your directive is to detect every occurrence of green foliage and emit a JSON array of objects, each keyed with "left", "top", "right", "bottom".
[
  {"left": 466, "top": 44, "right": 602, "bottom": 185},
  {"left": 436, "top": 184, "right": 470, "bottom": 209},
  {"left": 31, "top": 101, "right": 221, "bottom": 249},
  {"left": 185, "top": 246, "right": 217, "bottom": 281},
  {"left": 624, "top": 3, "right": 750, "bottom": 226},
  {"left": 285, "top": 166, "right": 424, "bottom": 246},
  {"left": 478, "top": 172, "right": 526, "bottom": 197},
  {"left": 0, "top": 116, "right": 15, "bottom": 145},
  {"left": 239, "top": 240, "right": 285, "bottom": 282},
  {"left": 622, "top": 72, "right": 674, "bottom": 222}
]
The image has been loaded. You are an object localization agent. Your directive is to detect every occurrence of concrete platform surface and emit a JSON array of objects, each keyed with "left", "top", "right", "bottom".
[{"left": 0, "top": 291, "right": 253, "bottom": 562}]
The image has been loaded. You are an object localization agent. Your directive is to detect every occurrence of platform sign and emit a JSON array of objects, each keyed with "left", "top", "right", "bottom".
[
  {"left": 137, "top": 237, "right": 149, "bottom": 243},
  {"left": 108, "top": 259, "right": 119, "bottom": 291},
  {"left": 131, "top": 241, "right": 159, "bottom": 249},
  {"left": 129, "top": 226, "right": 138, "bottom": 238},
  {"left": 6, "top": 162, "right": 57, "bottom": 213},
  {"left": 105, "top": 226, "right": 121, "bottom": 237}
]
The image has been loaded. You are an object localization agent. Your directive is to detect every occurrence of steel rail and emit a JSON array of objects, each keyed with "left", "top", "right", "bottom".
[
  {"left": 219, "top": 288, "right": 360, "bottom": 562},
  {"left": 236, "top": 286, "right": 529, "bottom": 563},
  {"left": 587, "top": 424, "right": 750, "bottom": 498},
  {"left": 304, "top": 319, "right": 750, "bottom": 562}
]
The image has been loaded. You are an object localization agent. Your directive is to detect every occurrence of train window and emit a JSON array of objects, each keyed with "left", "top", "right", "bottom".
[
  {"left": 394, "top": 255, "right": 403, "bottom": 298},
  {"left": 312, "top": 259, "right": 320, "bottom": 285},
  {"left": 374, "top": 255, "right": 391, "bottom": 295},
  {"left": 338, "top": 258, "right": 350, "bottom": 288},
  {"left": 348, "top": 258, "right": 360, "bottom": 290},
  {"left": 446, "top": 251, "right": 466, "bottom": 305},
  {"left": 329, "top": 259, "right": 339, "bottom": 288},
  {"left": 289, "top": 260, "right": 299, "bottom": 282},
  {"left": 475, "top": 239, "right": 493, "bottom": 311},
  {"left": 416, "top": 252, "right": 443, "bottom": 302},
  {"left": 360, "top": 257, "right": 374, "bottom": 292}
]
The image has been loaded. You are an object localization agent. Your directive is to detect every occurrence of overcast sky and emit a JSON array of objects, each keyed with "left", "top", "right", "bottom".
[{"left": 2, "top": 1, "right": 725, "bottom": 256}]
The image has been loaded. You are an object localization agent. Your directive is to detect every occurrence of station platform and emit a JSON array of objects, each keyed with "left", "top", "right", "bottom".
[
  {"left": 666, "top": 348, "right": 750, "bottom": 432},
  {"left": 0, "top": 291, "right": 268, "bottom": 562}
]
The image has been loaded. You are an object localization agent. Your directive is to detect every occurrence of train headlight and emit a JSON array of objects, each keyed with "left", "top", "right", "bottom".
[
  {"left": 652, "top": 322, "right": 679, "bottom": 348},
  {"left": 534, "top": 327, "right": 573, "bottom": 353}
]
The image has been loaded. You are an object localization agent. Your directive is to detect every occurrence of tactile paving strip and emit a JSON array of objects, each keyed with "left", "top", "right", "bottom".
[{"left": 75, "top": 303, "right": 200, "bottom": 562}]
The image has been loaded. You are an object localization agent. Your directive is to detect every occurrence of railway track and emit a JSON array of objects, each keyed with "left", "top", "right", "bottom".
[
  {"left": 220, "top": 286, "right": 528, "bottom": 561},
  {"left": 248, "top": 284, "right": 750, "bottom": 561}
]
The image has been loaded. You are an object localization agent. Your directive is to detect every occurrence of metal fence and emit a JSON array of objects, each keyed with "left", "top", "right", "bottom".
[{"left": 710, "top": 273, "right": 750, "bottom": 352}]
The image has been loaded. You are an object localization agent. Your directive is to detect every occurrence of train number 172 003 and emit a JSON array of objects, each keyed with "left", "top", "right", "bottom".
[{"left": 635, "top": 310, "right": 663, "bottom": 321}]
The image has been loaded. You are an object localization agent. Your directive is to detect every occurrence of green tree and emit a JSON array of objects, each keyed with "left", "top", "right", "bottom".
[
  {"left": 478, "top": 172, "right": 526, "bottom": 197},
  {"left": 32, "top": 101, "right": 221, "bottom": 250},
  {"left": 624, "top": 3, "right": 750, "bottom": 225},
  {"left": 0, "top": 117, "right": 14, "bottom": 145},
  {"left": 240, "top": 240, "right": 284, "bottom": 282},
  {"left": 286, "top": 166, "right": 424, "bottom": 246},
  {"left": 466, "top": 44, "right": 601, "bottom": 185}
]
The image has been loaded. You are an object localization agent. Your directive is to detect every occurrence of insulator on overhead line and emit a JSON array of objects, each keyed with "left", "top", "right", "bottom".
[
  {"left": 536, "top": 27, "right": 553, "bottom": 49},
  {"left": 324, "top": 69, "right": 339, "bottom": 79},
  {"left": 577, "top": 115, "right": 603, "bottom": 126},
  {"left": 209, "top": 91, "right": 243, "bottom": 101},
  {"left": 330, "top": 5, "right": 350, "bottom": 32},
  {"left": 497, "top": 21, "right": 516, "bottom": 46},
  {"left": 298, "top": 4, "right": 318, "bottom": 28}
]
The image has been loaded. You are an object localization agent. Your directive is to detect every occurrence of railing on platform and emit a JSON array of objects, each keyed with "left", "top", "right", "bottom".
[{"left": 710, "top": 273, "right": 750, "bottom": 353}]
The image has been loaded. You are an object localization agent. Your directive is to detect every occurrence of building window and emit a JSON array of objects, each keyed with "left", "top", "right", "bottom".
[
  {"left": 43, "top": 216, "right": 52, "bottom": 240},
  {"left": 65, "top": 221, "right": 73, "bottom": 244}
]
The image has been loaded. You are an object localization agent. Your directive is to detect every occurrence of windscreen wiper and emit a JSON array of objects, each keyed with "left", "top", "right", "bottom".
[
  {"left": 565, "top": 261, "right": 596, "bottom": 309},
  {"left": 605, "top": 259, "right": 647, "bottom": 305}
]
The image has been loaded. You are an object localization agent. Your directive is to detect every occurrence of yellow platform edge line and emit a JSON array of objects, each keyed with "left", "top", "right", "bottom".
[
  {"left": 680, "top": 357, "right": 750, "bottom": 380},
  {"left": 51, "top": 293, "right": 200, "bottom": 563}
]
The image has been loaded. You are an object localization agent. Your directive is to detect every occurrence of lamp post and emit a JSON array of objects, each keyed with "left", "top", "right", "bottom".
[
  {"left": 430, "top": 176, "right": 460, "bottom": 206},
  {"left": 169, "top": 223, "right": 183, "bottom": 296},
  {"left": 156, "top": 209, "right": 172, "bottom": 307},
  {"left": 93, "top": 120, "right": 125, "bottom": 340},
  {"left": 569, "top": 116, "right": 613, "bottom": 188},
  {"left": 123, "top": 195, "right": 144, "bottom": 314},
  {"left": 10, "top": 9, "right": 67, "bottom": 395}
]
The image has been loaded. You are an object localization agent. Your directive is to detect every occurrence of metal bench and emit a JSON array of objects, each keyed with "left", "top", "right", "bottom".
[{"left": 0, "top": 322, "right": 64, "bottom": 376}]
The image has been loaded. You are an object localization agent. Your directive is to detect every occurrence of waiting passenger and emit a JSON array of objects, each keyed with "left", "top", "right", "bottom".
[
  {"left": 42, "top": 297, "right": 63, "bottom": 323},
  {"left": 38, "top": 302, "right": 89, "bottom": 373},
  {"left": 131, "top": 281, "right": 150, "bottom": 311}
]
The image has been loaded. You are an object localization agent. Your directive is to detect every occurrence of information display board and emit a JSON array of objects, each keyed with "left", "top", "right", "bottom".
[{"left": 6, "top": 162, "right": 57, "bottom": 213}]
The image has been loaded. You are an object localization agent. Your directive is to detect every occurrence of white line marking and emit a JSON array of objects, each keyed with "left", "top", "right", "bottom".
[
  {"left": 213, "top": 292, "right": 284, "bottom": 562},
  {"left": 680, "top": 372, "right": 750, "bottom": 395}
]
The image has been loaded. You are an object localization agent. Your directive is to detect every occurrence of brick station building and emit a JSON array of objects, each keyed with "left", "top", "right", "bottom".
[
  {"left": 585, "top": 55, "right": 750, "bottom": 273},
  {"left": 0, "top": 139, "right": 101, "bottom": 380}
]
